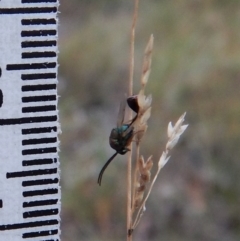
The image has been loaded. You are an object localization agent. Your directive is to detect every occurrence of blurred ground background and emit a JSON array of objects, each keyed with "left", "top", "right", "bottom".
[{"left": 58, "top": 0, "right": 240, "bottom": 240}]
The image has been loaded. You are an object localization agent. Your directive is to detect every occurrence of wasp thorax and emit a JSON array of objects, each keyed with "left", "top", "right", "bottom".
[{"left": 109, "top": 125, "right": 134, "bottom": 155}]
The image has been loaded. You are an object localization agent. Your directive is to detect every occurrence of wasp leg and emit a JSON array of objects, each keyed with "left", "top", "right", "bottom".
[{"left": 98, "top": 152, "right": 118, "bottom": 186}]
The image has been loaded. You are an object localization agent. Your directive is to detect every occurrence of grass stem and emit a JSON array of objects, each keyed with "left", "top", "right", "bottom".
[{"left": 127, "top": 0, "right": 139, "bottom": 240}]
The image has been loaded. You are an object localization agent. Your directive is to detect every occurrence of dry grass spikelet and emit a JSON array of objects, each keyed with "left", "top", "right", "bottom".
[
  {"left": 133, "top": 155, "right": 153, "bottom": 209},
  {"left": 166, "top": 112, "right": 188, "bottom": 151},
  {"left": 141, "top": 34, "right": 154, "bottom": 88},
  {"left": 134, "top": 99, "right": 152, "bottom": 143},
  {"left": 132, "top": 34, "right": 154, "bottom": 144}
]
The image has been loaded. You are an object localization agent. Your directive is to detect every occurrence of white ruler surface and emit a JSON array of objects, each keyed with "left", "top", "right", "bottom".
[{"left": 0, "top": 0, "right": 60, "bottom": 240}]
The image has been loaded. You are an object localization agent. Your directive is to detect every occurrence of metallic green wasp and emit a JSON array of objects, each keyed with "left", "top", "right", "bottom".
[{"left": 98, "top": 101, "right": 136, "bottom": 186}]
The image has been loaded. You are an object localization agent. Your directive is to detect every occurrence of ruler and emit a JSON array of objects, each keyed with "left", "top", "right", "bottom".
[{"left": 0, "top": 1, "right": 60, "bottom": 241}]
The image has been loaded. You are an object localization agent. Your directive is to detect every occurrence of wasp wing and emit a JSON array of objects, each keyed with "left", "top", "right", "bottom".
[{"left": 117, "top": 100, "right": 126, "bottom": 128}]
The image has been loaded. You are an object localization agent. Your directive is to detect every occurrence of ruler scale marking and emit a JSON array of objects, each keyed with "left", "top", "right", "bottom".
[
  {"left": 0, "top": 7, "right": 57, "bottom": 15},
  {"left": 21, "top": 29, "right": 57, "bottom": 37},
  {"left": 22, "top": 178, "right": 59, "bottom": 186},
  {"left": 22, "top": 51, "right": 57, "bottom": 59},
  {"left": 23, "top": 208, "right": 58, "bottom": 218},
  {"left": 22, "top": 18, "right": 57, "bottom": 25},
  {"left": 0, "top": 2, "right": 60, "bottom": 239},
  {"left": 22, "top": 147, "right": 57, "bottom": 155},
  {"left": 0, "top": 220, "right": 58, "bottom": 231},
  {"left": 23, "top": 199, "right": 58, "bottom": 208},
  {"left": 0, "top": 116, "right": 57, "bottom": 126},
  {"left": 22, "top": 40, "right": 57, "bottom": 48},
  {"left": 22, "top": 229, "right": 58, "bottom": 238},
  {"left": 22, "top": 127, "right": 57, "bottom": 135},
  {"left": 22, "top": 95, "right": 57, "bottom": 103},
  {"left": 22, "top": 137, "right": 57, "bottom": 145},
  {"left": 22, "top": 0, "right": 58, "bottom": 3},
  {"left": 7, "top": 168, "right": 57, "bottom": 178},
  {"left": 7, "top": 62, "right": 56, "bottom": 71},
  {"left": 22, "top": 158, "right": 57, "bottom": 166},
  {"left": 22, "top": 73, "right": 56, "bottom": 80},
  {"left": 22, "top": 84, "right": 57, "bottom": 92}
]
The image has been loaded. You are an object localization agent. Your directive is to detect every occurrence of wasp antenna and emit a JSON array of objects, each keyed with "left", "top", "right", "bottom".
[{"left": 98, "top": 152, "right": 118, "bottom": 186}]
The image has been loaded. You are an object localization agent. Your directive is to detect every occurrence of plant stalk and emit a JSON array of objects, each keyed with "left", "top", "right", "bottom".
[{"left": 127, "top": 0, "right": 139, "bottom": 240}]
